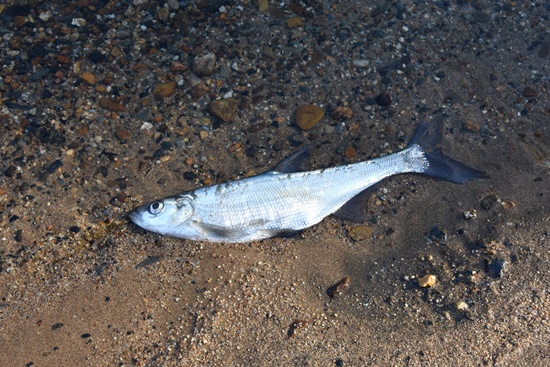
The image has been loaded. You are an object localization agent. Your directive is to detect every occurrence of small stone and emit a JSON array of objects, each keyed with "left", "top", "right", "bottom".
[
  {"left": 287, "top": 17, "right": 304, "bottom": 28},
  {"left": 501, "top": 201, "right": 516, "bottom": 210},
  {"left": 45, "top": 159, "right": 63, "bottom": 174},
  {"left": 56, "top": 55, "right": 71, "bottom": 64},
  {"left": 153, "top": 81, "right": 176, "bottom": 100},
  {"left": 463, "top": 209, "right": 477, "bottom": 219},
  {"left": 463, "top": 121, "right": 480, "bottom": 132},
  {"left": 253, "top": 0, "right": 268, "bottom": 12},
  {"left": 331, "top": 106, "right": 353, "bottom": 120},
  {"left": 209, "top": 98, "right": 239, "bottom": 122},
  {"left": 116, "top": 129, "right": 130, "bottom": 140},
  {"left": 170, "top": 61, "right": 187, "bottom": 72},
  {"left": 99, "top": 98, "right": 125, "bottom": 112},
  {"left": 375, "top": 93, "right": 392, "bottom": 107},
  {"left": 296, "top": 105, "right": 324, "bottom": 130},
  {"left": 167, "top": 0, "right": 179, "bottom": 10},
  {"left": 480, "top": 194, "right": 499, "bottom": 210},
  {"left": 347, "top": 225, "right": 372, "bottom": 241},
  {"left": 199, "top": 131, "right": 208, "bottom": 139},
  {"left": 523, "top": 87, "right": 538, "bottom": 98},
  {"left": 327, "top": 276, "right": 351, "bottom": 298},
  {"left": 486, "top": 258, "right": 506, "bottom": 278},
  {"left": 455, "top": 300, "right": 469, "bottom": 311},
  {"left": 190, "top": 83, "right": 209, "bottom": 99},
  {"left": 345, "top": 147, "right": 356, "bottom": 159},
  {"left": 14, "top": 15, "right": 26, "bottom": 27},
  {"left": 78, "top": 71, "right": 96, "bottom": 85},
  {"left": 192, "top": 53, "right": 217, "bottom": 76},
  {"left": 418, "top": 274, "right": 437, "bottom": 288}
]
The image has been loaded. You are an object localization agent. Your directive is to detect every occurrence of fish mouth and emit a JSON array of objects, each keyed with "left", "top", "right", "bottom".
[{"left": 128, "top": 209, "right": 142, "bottom": 225}]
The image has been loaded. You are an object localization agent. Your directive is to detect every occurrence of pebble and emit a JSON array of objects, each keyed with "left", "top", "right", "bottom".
[
  {"left": 463, "top": 121, "right": 480, "bottom": 132},
  {"left": 192, "top": 53, "right": 217, "bottom": 76},
  {"left": 522, "top": 87, "right": 538, "bottom": 98},
  {"left": 352, "top": 59, "right": 369, "bottom": 68},
  {"left": 115, "top": 129, "right": 130, "bottom": 141},
  {"left": 253, "top": 0, "right": 268, "bottom": 12},
  {"left": 455, "top": 300, "right": 469, "bottom": 311},
  {"left": 347, "top": 225, "right": 372, "bottom": 241},
  {"left": 287, "top": 18, "right": 304, "bottom": 28},
  {"left": 331, "top": 106, "right": 353, "bottom": 120},
  {"left": 45, "top": 159, "right": 63, "bottom": 174},
  {"left": 418, "top": 274, "right": 437, "bottom": 288},
  {"left": 375, "top": 93, "right": 392, "bottom": 107},
  {"left": 78, "top": 71, "right": 96, "bottom": 85},
  {"left": 190, "top": 83, "right": 209, "bottom": 99},
  {"left": 152, "top": 81, "right": 177, "bottom": 100},
  {"left": 327, "top": 276, "right": 351, "bottom": 298},
  {"left": 486, "top": 258, "right": 506, "bottom": 278},
  {"left": 209, "top": 98, "right": 239, "bottom": 122},
  {"left": 463, "top": 209, "right": 477, "bottom": 219},
  {"left": 295, "top": 105, "right": 324, "bottom": 130},
  {"left": 344, "top": 147, "right": 356, "bottom": 159},
  {"left": 99, "top": 98, "right": 125, "bottom": 112}
]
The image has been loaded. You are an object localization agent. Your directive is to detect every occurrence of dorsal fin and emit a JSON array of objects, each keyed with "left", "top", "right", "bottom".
[{"left": 273, "top": 146, "right": 312, "bottom": 173}]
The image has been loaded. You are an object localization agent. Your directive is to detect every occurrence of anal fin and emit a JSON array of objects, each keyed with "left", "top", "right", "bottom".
[{"left": 333, "top": 187, "right": 376, "bottom": 222}]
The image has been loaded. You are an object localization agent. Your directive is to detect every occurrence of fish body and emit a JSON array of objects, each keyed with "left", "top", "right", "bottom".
[{"left": 129, "top": 121, "right": 486, "bottom": 243}]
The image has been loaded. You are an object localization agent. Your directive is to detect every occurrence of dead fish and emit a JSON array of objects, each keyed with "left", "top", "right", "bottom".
[{"left": 129, "top": 120, "right": 486, "bottom": 243}]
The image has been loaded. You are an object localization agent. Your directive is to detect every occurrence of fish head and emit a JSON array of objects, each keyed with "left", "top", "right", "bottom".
[{"left": 129, "top": 195, "right": 195, "bottom": 237}]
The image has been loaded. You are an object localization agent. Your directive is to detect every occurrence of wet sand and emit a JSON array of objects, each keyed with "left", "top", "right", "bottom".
[{"left": 1, "top": 1, "right": 549, "bottom": 366}]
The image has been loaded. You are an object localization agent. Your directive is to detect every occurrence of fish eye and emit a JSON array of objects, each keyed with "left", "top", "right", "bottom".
[{"left": 148, "top": 201, "right": 164, "bottom": 215}]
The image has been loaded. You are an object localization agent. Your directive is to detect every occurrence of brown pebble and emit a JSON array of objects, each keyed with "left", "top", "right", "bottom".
[
  {"left": 253, "top": 0, "right": 268, "bottom": 12},
  {"left": 170, "top": 61, "right": 187, "bottom": 72},
  {"left": 153, "top": 81, "right": 177, "bottom": 100},
  {"left": 331, "top": 106, "right": 353, "bottom": 120},
  {"left": 190, "top": 83, "right": 209, "bottom": 99},
  {"left": 288, "top": 319, "right": 308, "bottom": 337},
  {"left": 327, "top": 276, "right": 351, "bottom": 298},
  {"left": 296, "top": 105, "right": 324, "bottom": 130},
  {"left": 77, "top": 123, "right": 89, "bottom": 135},
  {"left": 345, "top": 146, "right": 356, "bottom": 159},
  {"left": 347, "top": 225, "right": 372, "bottom": 241},
  {"left": 99, "top": 98, "right": 125, "bottom": 112},
  {"left": 289, "top": 3, "right": 304, "bottom": 15},
  {"left": 287, "top": 17, "right": 304, "bottom": 28},
  {"left": 115, "top": 129, "right": 130, "bottom": 141},
  {"left": 14, "top": 15, "right": 26, "bottom": 27},
  {"left": 418, "top": 274, "right": 437, "bottom": 288},
  {"left": 210, "top": 98, "right": 239, "bottom": 122},
  {"left": 78, "top": 71, "right": 96, "bottom": 85},
  {"left": 56, "top": 55, "right": 71, "bottom": 64},
  {"left": 523, "top": 87, "right": 538, "bottom": 98},
  {"left": 463, "top": 121, "right": 480, "bottom": 132}
]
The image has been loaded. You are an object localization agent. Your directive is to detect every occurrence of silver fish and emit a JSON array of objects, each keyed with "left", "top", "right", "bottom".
[{"left": 129, "top": 121, "right": 486, "bottom": 243}]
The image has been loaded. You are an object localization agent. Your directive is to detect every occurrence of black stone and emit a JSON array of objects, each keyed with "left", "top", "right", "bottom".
[
  {"left": 88, "top": 49, "right": 106, "bottom": 64},
  {"left": 51, "top": 322, "right": 64, "bottom": 330},
  {"left": 45, "top": 159, "right": 63, "bottom": 174},
  {"left": 375, "top": 93, "right": 392, "bottom": 107},
  {"left": 4, "top": 166, "right": 17, "bottom": 177},
  {"left": 486, "top": 258, "right": 506, "bottom": 278}
]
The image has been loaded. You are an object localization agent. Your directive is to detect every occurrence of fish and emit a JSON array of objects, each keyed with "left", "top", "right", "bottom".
[{"left": 129, "top": 120, "right": 486, "bottom": 243}]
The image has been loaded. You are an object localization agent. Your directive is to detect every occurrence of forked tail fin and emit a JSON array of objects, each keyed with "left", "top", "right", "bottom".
[{"left": 409, "top": 119, "right": 488, "bottom": 184}]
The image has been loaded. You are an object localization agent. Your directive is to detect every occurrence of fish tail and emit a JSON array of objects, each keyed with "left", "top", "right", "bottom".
[{"left": 408, "top": 120, "right": 487, "bottom": 184}]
